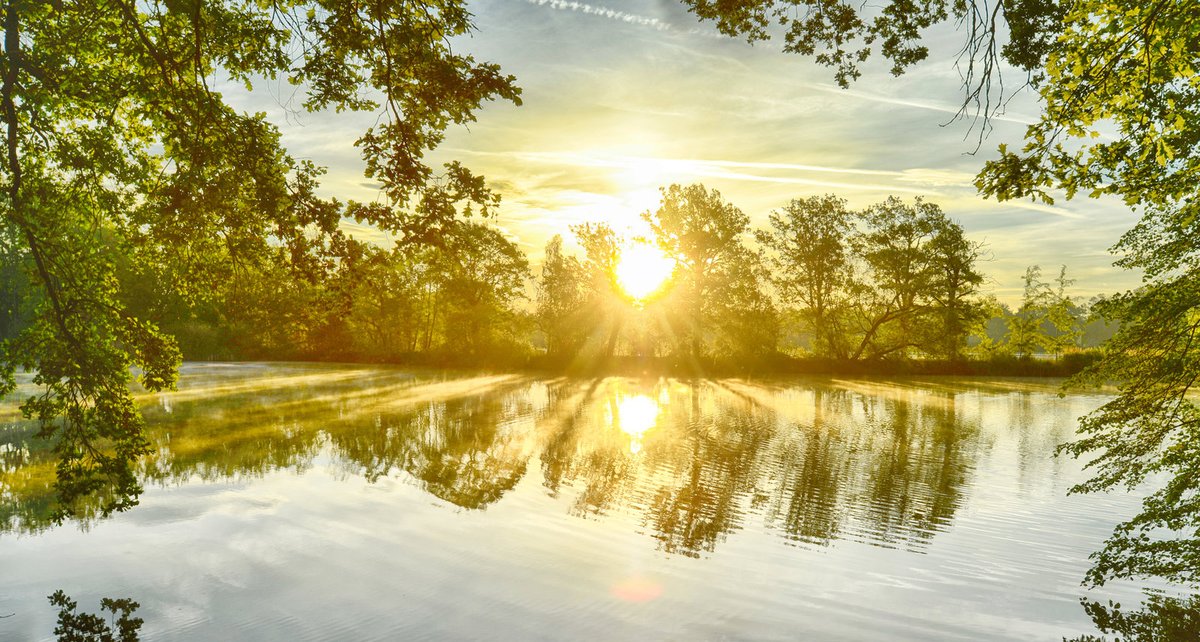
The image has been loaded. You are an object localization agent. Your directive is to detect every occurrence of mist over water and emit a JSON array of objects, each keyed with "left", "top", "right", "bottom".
[{"left": 0, "top": 363, "right": 1187, "bottom": 639}]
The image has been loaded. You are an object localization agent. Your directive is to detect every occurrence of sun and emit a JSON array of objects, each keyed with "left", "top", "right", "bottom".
[{"left": 615, "top": 242, "right": 674, "bottom": 300}]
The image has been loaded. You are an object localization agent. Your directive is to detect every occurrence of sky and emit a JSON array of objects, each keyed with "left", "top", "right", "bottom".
[{"left": 239, "top": 0, "right": 1144, "bottom": 305}]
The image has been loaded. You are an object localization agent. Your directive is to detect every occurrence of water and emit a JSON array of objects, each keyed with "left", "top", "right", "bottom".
[{"left": 0, "top": 363, "right": 1190, "bottom": 639}]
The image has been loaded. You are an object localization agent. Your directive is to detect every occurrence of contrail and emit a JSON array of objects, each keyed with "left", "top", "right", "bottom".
[{"left": 525, "top": 0, "right": 670, "bottom": 31}]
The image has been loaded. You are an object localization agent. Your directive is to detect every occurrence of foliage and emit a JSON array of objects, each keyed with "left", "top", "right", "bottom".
[
  {"left": 646, "top": 184, "right": 777, "bottom": 358},
  {"left": 850, "top": 196, "right": 986, "bottom": 360},
  {"left": 1068, "top": 591, "right": 1200, "bottom": 642},
  {"left": 758, "top": 195, "right": 985, "bottom": 361},
  {"left": 1008, "top": 265, "right": 1052, "bottom": 357},
  {"left": 678, "top": 0, "right": 1200, "bottom": 588},
  {"left": 48, "top": 590, "right": 142, "bottom": 642},
  {"left": 1064, "top": 275, "right": 1200, "bottom": 587},
  {"left": 677, "top": 0, "right": 1067, "bottom": 121},
  {"left": 569, "top": 221, "right": 628, "bottom": 360},
  {"left": 1046, "top": 266, "right": 1084, "bottom": 357},
  {"left": 0, "top": 0, "right": 520, "bottom": 512},
  {"left": 756, "top": 195, "right": 854, "bottom": 358},
  {"left": 536, "top": 235, "right": 589, "bottom": 359}
]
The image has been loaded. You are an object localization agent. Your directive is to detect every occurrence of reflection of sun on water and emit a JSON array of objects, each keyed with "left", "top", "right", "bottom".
[
  {"left": 614, "top": 394, "right": 660, "bottom": 454},
  {"left": 615, "top": 243, "right": 674, "bottom": 300}
]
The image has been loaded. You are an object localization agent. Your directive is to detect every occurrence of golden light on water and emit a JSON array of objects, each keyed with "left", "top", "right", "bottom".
[
  {"left": 614, "top": 394, "right": 660, "bottom": 454},
  {"left": 614, "top": 242, "right": 674, "bottom": 300}
]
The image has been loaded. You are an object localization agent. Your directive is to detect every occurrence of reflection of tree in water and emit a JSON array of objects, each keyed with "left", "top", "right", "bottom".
[
  {"left": 734, "top": 383, "right": 977, "bottom": 552},
  {"left": 1, "top": 419, "right": 57, "bottom": 533},
  {"left": 0, "top": 368, "right": 536, "bottom": 532},
  {"left": 330, "top": 391, "right": 534, "bottom": 510},
  {"left": 0, "top": 370, "right": 986, "bottom": 560},
  {"left": 642, "top": 385, "right": 772, "bottom": 557},
  {"left": 538, "top": 379, "right": 637, "bottom": 518},
  {"left": 6, "top": 368, "right": 1199, "bottom": 640},
  {"left": 762, "top": 388, "right": 848, "bottom": 546},
  {"left": 533, "top": 378, "right": 981, "bottom": 558},
  {"left": 856, "top": 390, "right": 974, "bottom": 548}
]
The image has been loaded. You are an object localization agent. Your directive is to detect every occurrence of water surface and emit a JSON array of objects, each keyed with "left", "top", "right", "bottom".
[{"left": 0, "top": 363, "right": 1187, "bottom": 639}]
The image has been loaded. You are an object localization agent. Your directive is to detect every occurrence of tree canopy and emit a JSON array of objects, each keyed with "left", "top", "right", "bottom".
[{"left": 0, "top": 0, "right": 519, "bottom": 516}]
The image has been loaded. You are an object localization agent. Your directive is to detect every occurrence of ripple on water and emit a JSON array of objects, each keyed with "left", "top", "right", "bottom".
[{"left": 0, "top": 369, "right": 1188, "bottom": 640}]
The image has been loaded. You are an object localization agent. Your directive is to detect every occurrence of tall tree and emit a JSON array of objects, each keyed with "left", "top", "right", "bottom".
[
  {"left": 536, "top": 235, "right": 588, "bottom": 359},
  {"left": 435, "top": 222, "right": 530, "bottom": 359},
  {"left": 645, "top": 184, "right": 767, "bottom": 359},
  {"left": 850, "top": 197, "right": 979, "bottom": 360},
  {"left": 925, "top": 216, "right": 987, "bottom": 362},
  {"left": 0, "top": 0, "right": 520, "bottom": 515},
  {"left": 756, "top": 195, "right": 855, "bottom": 358},
  {"left": 1007, "top": 265, "right": 1051, "bottom": 357},
  {"left": 570, "top": 221, "right": 639, "bottom": 360},
  {"left": 1045, "top": 265, "right": 1082, "bottom": 358}
]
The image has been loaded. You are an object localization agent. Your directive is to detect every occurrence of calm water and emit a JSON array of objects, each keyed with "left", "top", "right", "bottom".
[{"left": 0, "top": 363, "right": 1189, "bottom": 639}]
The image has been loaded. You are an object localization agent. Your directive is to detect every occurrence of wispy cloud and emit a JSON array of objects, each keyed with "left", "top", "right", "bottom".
[
  {"left": 803, "top": 83, "right": 1038, "bottom": 126},
  {"left": 1004, "top": 200, "right": 1086, "bottom": 220},
  {"left": 524, "top": 0, "right": 669, "bottom": 30},
  {"left": 455, "top": 149, "right": 931, "bottom": 194},
  {"left": 524, "top": 0, "right": 722, "bottom": 37}
]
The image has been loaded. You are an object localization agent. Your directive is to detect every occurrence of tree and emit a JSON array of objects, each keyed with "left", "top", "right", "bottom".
[
  {"left": 645, "top": 184, "right": 771, "bottom": 359},
  {"left": 1045, "top": 265, "right": 1083, "bottom": 358},
  {"left": 756, "top": 195, "right": 855, "bottom": 358},
  {"left": 342, "top": 244, "right": 423, "bottom": 360},
  {"left": 1007, "top": 265, "right": 1052, "bottom": 357},
  {"left": 571, "top": 221, "right": 626, "bottom": 360},
  {"left": 0, "top": 0, "right": 520, "bottom": 515},
  {"left": 536, "top": 235, "right": 588, "bottom": 359},
  {"left": 849, "top": 197, "right": 982, "bottom": 360},
  {"left": 925, "top": 215, "right": 988, "bottom": 362},
  {"left": 434, "top": 222, "right": 530, "bottom": 359}
]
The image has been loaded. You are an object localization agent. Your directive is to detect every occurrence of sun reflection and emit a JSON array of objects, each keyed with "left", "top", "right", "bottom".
[
  {"left": 614, "top": 394, "right": 660, "bottom": 454},
  {"left": 615, "top": 242, "right": 674, "bottom": 300}
]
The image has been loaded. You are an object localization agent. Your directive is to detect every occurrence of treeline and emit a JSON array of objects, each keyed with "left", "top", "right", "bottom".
[
  {"left": 0, "top": 183, "right": 1114, "bottom": 372},
  {"left": 534, "top": 185, "right": 1111, "bottom": 371}
]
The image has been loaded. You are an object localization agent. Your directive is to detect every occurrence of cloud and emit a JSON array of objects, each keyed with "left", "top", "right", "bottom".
[
  {"left": 523, "top": 0, "right": 722, "bottom": 37},
  {"left": 524, "top": 0, "right": 670, "bottom": 30},
  {"left": 454, "top": 149, "right": 931, "bottom": 193},
  {"left": 803, "top": 82, "right": 1039, "bottom": 126}
]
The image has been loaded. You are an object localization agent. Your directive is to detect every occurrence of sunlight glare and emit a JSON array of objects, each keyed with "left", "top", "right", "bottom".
[
  {"left": 615, "top": 394, "right": 660, "bottom": 454},
  {"left": 615, "top": 243, "right": 674, "bottom": 300}
]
